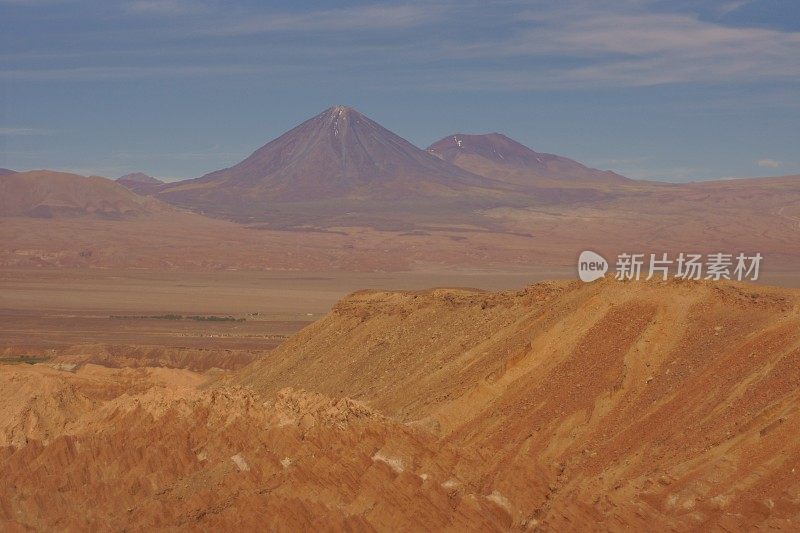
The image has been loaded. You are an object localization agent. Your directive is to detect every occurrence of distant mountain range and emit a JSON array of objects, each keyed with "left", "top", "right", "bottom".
[
  {"left": 0, "top": 170, "right": 168, "bottom": 219},
  {"left": 1, "top": 106, "right": 798, "bottom": 271},
  {"left": 0, "top": 107, "right": 640, "bottom": 229},
  {"left": 149, "top": 106, "right": 638, "bottom": 228},
  {"left": 3, "top": 100, "right": 638, "bottom": 227}
]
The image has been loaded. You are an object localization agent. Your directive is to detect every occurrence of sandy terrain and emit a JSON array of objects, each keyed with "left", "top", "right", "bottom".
[
  {"left": 3, "top": 169, "right": 800, "bottom": 273},
  {"left": 0, "top": 267, "right": 566, "bottom": 371},
  {"left": 2, "top": 267, "right": 797, "bottom": 361},
  {"left": 1, "top": 278, "right": 799, "bottom": 530}
]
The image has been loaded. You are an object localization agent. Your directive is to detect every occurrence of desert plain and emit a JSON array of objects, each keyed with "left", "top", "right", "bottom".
[{"left": 0, "top": 267, "right": 568, "bottom": 365}]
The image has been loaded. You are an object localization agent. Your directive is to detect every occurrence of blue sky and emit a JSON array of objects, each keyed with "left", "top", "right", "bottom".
[{"left": 1, "top": 0, "right": 798, "bottom": 182}]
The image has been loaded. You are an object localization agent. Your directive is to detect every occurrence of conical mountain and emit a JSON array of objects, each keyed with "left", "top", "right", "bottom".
[{"left": 157, "top": 107, "right": 508, "bottom": 225}]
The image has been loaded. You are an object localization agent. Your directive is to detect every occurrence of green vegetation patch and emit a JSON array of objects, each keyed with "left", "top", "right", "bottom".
[{"left": 111, "top": 314, "right": 244, "bottom": 322}]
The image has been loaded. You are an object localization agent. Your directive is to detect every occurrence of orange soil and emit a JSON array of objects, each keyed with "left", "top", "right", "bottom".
[{"left": 1, "top": 279, "right": 799, "bottom": 531}]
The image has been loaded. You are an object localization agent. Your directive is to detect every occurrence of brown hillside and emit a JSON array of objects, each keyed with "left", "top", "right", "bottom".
[
  {"left": 0, "top": 366, "right": 506, "bottom": 531},
  {"left": 2, "top": 171, "right": 799, "bottom": 271},
  {"left": 0, "top": 170, "right": 168, "bottom": 219},
  {"left": 116, "top": 172, "right": 164, "bottom": 195},
  {"left": 1, "top": 280, "right": 799, "bottom": 530},
  {"left": 235, "top": 279, "right": 800, "bottom": 530}
]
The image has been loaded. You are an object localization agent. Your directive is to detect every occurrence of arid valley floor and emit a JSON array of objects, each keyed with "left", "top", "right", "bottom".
[{"left": 0, "top": 268, "right": 565, "bottom": 367}]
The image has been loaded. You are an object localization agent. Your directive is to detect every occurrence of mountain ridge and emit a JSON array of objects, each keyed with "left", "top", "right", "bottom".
[
  {"left": 427, "top": 132, "right": 630, "bottom": 188},
  {"left": 230, "top": 278, "right": 800, "bottom": 529},
  {"left": 117, "top": 172, "right": 165, "bottom": 195},
  {"left": 117, "top": 172, "right": 163, "bottom": 185},
  {"left": 0, "top": 170, "right": 169, "bottom": 219}
]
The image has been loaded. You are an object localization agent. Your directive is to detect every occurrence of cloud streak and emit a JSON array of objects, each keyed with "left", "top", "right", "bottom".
[
  {"left": 0, "top": 64, "right": 268, "bottom": 81},
  {"left": 196, "top": 4, "right": 439, "bottom": 36},
  {"left": 440, "top": 5, "right": 800, "bottom": 88},
  {"left": 1, "top": 1, "right": 798, "bottom": 91},
  {"left": 757, "top": 159, "right": 781, "bottom": 169},
  {"left": 0, "top": 127, "right": 51, "bottom": 136},
  {"left": 126, "top": 0, "right": 201, "bottom": 16}
]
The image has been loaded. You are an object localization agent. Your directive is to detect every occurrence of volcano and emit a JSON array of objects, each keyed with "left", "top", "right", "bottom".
[
  {"left": 157, "top": 106, "right": 512, "bottom": 227},
  {"left": 427, "top": 133, "right": 630, "bottom": 188}
]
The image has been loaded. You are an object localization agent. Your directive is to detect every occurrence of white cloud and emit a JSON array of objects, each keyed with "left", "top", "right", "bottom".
[
  {"left": 3, "top": 1, "right": 798, "bottom": 90},
  {"left": 438, "top": 4, "right": 800, "bottom": 88},
  {"left": 198, "top": 4, "right": 437, "bottom": 36},
  {"left": 0, "top": 127, "right": 50, "bottom": 136},
  {"left": 0, "top": 65, "right": 267, "bottom": 81},
  {"left": 0, "top": 0, "right": 63, "bottom": 4},
  {"left": 126, "top": 0, "right": 200, "bottom": 16},
  {"left": 757, "top": 158, "right": 781, "bottom": 168},
  {"left": 718, "top": 1, "right": 753, "bottom": 15}
]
